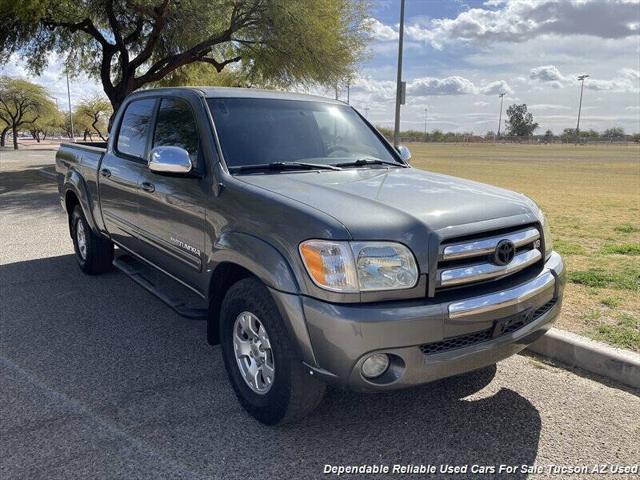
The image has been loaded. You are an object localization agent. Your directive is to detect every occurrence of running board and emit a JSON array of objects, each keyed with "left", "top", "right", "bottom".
[{"left": 113, "top": 253, "right": 208, "bottom": 320}]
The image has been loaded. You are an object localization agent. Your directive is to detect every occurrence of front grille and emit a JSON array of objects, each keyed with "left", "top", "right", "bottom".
[
  {"left": 420, "top": 298, "right": 557, "bottom": 355},
  {"left": 436, "top": 225, "right": 543, "bottom": 292}
]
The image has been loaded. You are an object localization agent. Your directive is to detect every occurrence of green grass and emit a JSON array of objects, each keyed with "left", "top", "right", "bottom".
[
  {"left": 554, "top": 239, "right": 586, "bottom": 256},
  {"left": 601, "top": 243, "right": 640, "bottom": 256},
  {"left": 588, "top": 313, "right": 640, "bottom": 350},
  {"left": 569, "top": 269, "right": 639, "bottom": 291},
  {"left": 600, "top": 296, "right": 622, "bottom": 308},
  {"left": 615, "top": 224, "right": 640, "bottom": 234},
  {"left": 581, "top": 309, "right": 601, "bottom": 324}
]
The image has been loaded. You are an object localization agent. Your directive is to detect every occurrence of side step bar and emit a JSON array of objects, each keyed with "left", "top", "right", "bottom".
[{"left": 113, "top": 253, "right": 208, "bottom": 320}]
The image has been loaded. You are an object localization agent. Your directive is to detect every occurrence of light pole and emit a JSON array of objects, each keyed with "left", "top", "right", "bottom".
[
  {"left": 497, "top": 92, "right": 505, "bottom": 138},
  {"left": 66, "top": 71, "right": 75, "bottom": 142},
  {"left": 393, "top": 0, "right": 405, "bottom": 147},
  {"left": 424, "top": 107, "right": 428, "bottom": 138},
  {"left": 575, "top": 74, "right": 589, "bottom": 143}
]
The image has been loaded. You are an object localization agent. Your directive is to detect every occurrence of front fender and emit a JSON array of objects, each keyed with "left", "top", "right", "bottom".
[
  {"left": 207, "top": 232, "right": 319, "bottom": 364},
  {"left": 211, "top": 231, "right": 300, "bottom": 293}
]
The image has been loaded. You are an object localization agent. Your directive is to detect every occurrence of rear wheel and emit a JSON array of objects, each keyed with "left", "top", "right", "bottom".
[
  {"left": 70, "top": 206, "right": 113, "bottom": 274},
  {"left": 220, "top": 278, "right": 325, "bottom": 425}
]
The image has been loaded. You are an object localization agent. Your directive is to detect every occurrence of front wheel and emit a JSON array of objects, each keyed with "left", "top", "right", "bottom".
[
  {"left": 70, "top": 206, "right": 113, "bottom": 274},
  {"left": 220, "top": 278, "right": 325, "bottom": 425}
]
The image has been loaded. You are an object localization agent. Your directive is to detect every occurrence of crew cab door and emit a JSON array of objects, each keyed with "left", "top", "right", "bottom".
[
  {"left": 135, "top": 96, "right": 207, "bottom": 290},
  {"left": 99, "top": 98, "right": 157, "bottom": 251}
]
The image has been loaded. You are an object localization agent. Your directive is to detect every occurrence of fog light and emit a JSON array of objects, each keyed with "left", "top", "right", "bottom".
[{"left": 361, "top": 353, "right": 389, "bottom": 378}]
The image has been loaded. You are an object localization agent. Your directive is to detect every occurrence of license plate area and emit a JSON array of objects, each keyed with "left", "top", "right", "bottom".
[{"left": 492, "top": 309, "right": 534, "bottom": 338}]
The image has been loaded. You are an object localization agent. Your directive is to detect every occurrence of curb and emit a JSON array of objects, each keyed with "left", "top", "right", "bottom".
[{"left": 526, "top": 328, "right": 640, "bottom": 389}]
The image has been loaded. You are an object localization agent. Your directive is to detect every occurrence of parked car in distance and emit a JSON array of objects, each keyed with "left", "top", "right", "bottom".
[{"left": 56, "top": 87, "right": 565, "bottom": 424}]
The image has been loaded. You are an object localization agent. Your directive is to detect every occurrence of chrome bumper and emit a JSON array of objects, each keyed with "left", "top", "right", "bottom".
[
  {"left": 448, "top": 270, "right": 555, "bottom": 319},
  {"left": 298, "top": 251, "right": 565, "bottom": 391}
]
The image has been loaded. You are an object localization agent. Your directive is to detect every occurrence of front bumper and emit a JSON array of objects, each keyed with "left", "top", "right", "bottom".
[{"left": 290, "top": 251, "right": 565, "bottom": 391}]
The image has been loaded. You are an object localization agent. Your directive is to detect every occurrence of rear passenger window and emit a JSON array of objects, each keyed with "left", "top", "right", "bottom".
[
  {"left": 116, "top": 99, "right": 156, "bottom": 159},
  {"left": 153, "top": 98, "right": 200, "bottom": 164}
]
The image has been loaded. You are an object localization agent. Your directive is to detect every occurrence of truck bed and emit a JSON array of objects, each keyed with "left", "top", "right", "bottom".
[{"left": 55, "top": 142, "right": 107, "bottom": 226}]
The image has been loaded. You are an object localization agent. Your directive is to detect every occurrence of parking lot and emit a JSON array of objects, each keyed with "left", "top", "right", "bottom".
[{"left": 1, "top": 147, "right": 639, "bottom": 479}]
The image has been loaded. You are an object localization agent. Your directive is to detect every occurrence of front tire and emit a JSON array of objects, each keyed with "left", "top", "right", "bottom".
[
  {"left": 70, "top": 206, "right": 113, "bottom": 274},
  {"left": 220, "top": 278, "right": 325, "bottom": 425}
]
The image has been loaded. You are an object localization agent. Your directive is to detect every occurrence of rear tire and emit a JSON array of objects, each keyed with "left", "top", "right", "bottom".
[
  {"left": 220, "top": 278, "right": 325, "bottom": 425},
  {"left": 70, "top": 205, "right": 113, "bottom": 275}
]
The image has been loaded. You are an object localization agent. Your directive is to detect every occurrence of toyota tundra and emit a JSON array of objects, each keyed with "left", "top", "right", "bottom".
[{"left": 55, "top": 87, "right": 565, "bottom": 425}]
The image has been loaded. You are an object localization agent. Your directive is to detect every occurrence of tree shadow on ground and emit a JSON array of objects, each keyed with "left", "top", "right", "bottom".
[{"left": 0, "top": 163, "right": 61, "bottom": 217}]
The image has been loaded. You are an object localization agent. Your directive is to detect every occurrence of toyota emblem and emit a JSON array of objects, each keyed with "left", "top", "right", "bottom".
[{"left": 493, "top": 239, "right": 516, "bottom": 266}]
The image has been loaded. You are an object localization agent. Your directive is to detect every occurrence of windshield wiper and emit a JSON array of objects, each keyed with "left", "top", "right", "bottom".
[
  {"left": 333, "top": 158, "right": 406, "bottom": 168},
  {"left": 229, "top": 161, "right": 342, "bottom": 173}
]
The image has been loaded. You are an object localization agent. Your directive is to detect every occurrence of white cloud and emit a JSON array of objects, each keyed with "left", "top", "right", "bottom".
[
  {"left": 625, "top": 105, "right": 640, "bottom": 111},
  {"left": 406, "top": 76, "right": 512, "bottom": 96},
  {"left": 408, "top": 76, "right": 477, "bottom": 96},
  {"left": 364, "top": 18, "right": 398, "bottom": 41},
  {"left": 528, "top": 104, "right": 572, "bottom": 110},
  {"left": 478, "top": 80, "right": 513, "bottom": 95},
  {"left": 528, "top": 64, "right": 639, "bottom": 92},
  {"left": 529, "top": 65, "right": 568, "bottom": 83},
  {"left": 403, "top": 0, "right": 640, "bottom": 48},
  {"left": 621, "top": 68, "right": 640, "bottom": 81},
  {"left": 474, "top": 101, "right": 490, "bottom": 107}
]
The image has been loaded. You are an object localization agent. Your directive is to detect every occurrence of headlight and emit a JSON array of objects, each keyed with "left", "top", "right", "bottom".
[
  {"left": 299, "top": 240, "right": 419, "bottom": 293},
  {"left": 538, "top": 208, "right": 553, "bottom": 259}
]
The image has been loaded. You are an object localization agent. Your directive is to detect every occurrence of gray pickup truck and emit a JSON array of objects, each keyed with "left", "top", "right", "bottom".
[{"left": 56, "top": 87, "right": 565, "bottom": 424}]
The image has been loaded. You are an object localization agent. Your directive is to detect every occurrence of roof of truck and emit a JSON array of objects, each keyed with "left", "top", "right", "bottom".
[{"left": 134, "top": 86, "right": 345, "bottom": 104}]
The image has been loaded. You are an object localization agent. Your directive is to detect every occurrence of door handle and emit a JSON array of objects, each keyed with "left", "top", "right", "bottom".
[
  {"left": 141, "top": 181, "right": 155, "bottom": 193},
  {"left": 100, "top": 168, "right": 111, "bottom": 178}
]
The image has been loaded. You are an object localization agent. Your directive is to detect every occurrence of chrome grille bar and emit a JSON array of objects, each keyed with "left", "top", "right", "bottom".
[
  {"left": 438, "top": 248, "right": 542, "bottom": 287},
  {"left": 441, "top": 227, "right": 539, "bottom": 261},
  {"left": 447, "top": 270, "right": 555, "bottom": 319}
]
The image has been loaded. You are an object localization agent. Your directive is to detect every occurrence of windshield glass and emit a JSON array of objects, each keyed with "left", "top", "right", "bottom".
[{"left": 206, "top": 98, "right": 399, "bottom": 170}]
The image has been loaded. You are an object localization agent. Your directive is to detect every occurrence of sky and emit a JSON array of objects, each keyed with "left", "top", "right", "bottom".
[{"left": 2, "top": 0, "right": 639, "bottom": 134}]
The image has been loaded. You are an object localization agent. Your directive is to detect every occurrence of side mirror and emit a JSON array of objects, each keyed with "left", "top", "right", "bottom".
[
  {"left": 396, "top": 145, "right": 411, "bottom": 163},
  {"left": 148, "top": 146, "right": 192, "bottom": 174}
]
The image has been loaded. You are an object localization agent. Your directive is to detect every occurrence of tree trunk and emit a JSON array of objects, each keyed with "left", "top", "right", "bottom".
[
  {"left": 12, "top": 126, "right": 18, "bottom": 150},
  {"left": 92, "top": 117, "right": 107, "bottom": 141},
  {"left": 0, "top": 127, "right": 8, "bottom": 147}
]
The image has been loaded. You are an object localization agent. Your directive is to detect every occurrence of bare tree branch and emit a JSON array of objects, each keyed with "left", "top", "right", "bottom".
[{"left": 196, "top": 56, "right": 242, "bottom": 72}]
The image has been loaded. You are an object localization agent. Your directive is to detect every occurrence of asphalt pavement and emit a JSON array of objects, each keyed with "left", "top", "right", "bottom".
[{"left": 1, "top": 147, "right": 639, "bottom": 479}]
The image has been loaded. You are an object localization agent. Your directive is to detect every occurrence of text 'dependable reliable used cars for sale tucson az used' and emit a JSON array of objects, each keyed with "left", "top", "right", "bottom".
[{"left": 56, "top": 87, "right": 565, "bottom": 425}]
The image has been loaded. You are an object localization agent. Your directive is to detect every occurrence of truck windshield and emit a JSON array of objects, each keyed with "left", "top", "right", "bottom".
[{"left": 206, "top": 98, "right": 400, "bottom": 171}]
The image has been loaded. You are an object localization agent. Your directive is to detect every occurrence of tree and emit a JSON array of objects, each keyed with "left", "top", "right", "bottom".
[
  {"left": 29, "top": 104, "right": 65, "bottom": 141},
  {"left": 543, "top": 129, "right": 554, "bottom": 143},
  {"left": 0, "top": 76, "right": 55, "bottom": 149},
  {"left": 603, "top": 127, "right": 625, "bottom": 142},
  {"left": 559, "top": 128, "right": 575, "bottom": 143},
  {"left": 505, "top": 104, "right": 538, "bottom": 137},
  {"left": 0, "top": 115, "right": 8, "bottom": 147},
  {"left": 2, "top": 0, "right": 368, "bottom": 126},
  {"left": 75, "top": 97, "right": 112, "bottom": 140}
]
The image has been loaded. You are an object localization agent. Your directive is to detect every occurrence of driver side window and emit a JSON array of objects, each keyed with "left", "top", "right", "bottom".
[{"left": 153, "top": 98, "right": 200, "bottom": 166}]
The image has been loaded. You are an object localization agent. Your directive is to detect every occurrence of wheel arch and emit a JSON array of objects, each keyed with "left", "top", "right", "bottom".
[
  {"left": 62, "top": 171, "right": 99, "bottom": 232},
  {"left": 206, "top": 232, "right": 301, "bottom": 345}
]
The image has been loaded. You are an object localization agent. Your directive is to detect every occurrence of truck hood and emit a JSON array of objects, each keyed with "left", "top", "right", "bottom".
[{"left": 238, "top": 167, "right": 536, "bottom": 235}]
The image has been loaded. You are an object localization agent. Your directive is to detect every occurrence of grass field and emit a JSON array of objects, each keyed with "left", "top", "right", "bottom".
[{"left": 409, "top": 142, "right": 640, "bottom": 352}]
